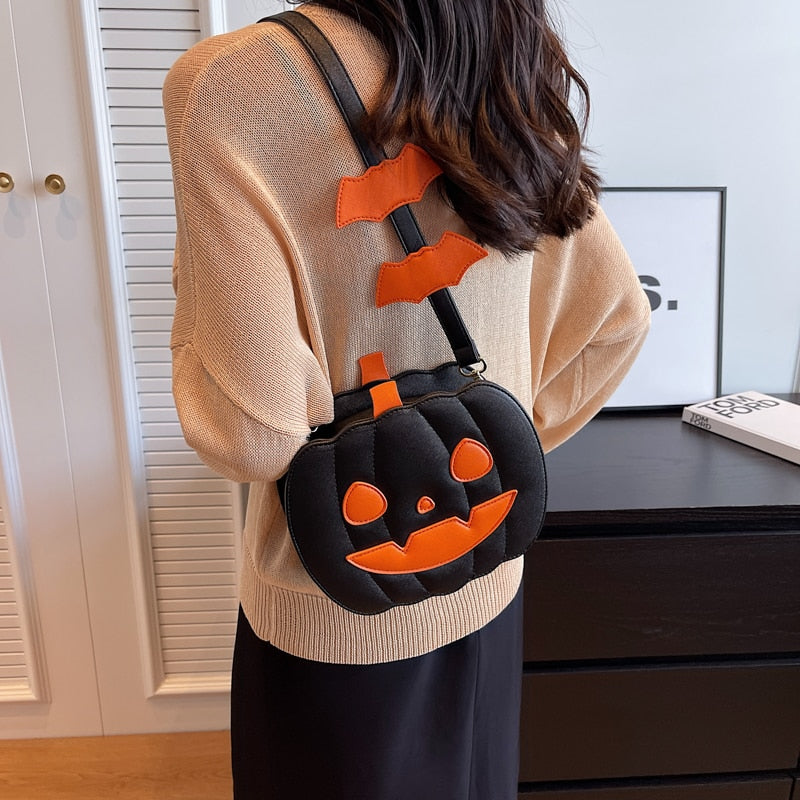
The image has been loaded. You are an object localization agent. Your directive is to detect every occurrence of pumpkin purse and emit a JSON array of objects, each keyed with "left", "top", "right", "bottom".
[{"left": 270, "top": 12, "right": 547, "bottom": 616}]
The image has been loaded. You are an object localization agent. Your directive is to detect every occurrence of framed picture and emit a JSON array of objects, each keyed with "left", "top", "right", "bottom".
[
  {"left": 794, "top": 338, "right": 800, "bottom": 393},
  {"left": 601, "top": 187, "right": 726, "bottom": 409}
]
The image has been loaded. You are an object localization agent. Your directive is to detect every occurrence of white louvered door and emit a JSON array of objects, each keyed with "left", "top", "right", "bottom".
[
  {"left": 0, "top": 513, "right": 22, "bottom": 694},
  {"left": 77, "top": 0, "right": 282, "bottom": 728},
  {"left": 91, "top": 0, "right": 245, "bottom": 699},
  {"left": 94, "top": 0, "right": 289, "bottom": 691}
]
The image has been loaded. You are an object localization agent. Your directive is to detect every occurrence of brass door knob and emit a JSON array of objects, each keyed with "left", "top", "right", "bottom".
[
  {"left": 0, "top": 172, "right": 14, "bottom": 193},
  {"left": 44, "top": 174, "right": 66, "bottom": 195}
]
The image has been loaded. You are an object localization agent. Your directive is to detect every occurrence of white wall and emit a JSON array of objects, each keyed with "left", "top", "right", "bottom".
[
  {"left": 559, "top": 0, "right": 800, "bottom": 394},
  {"left": 219, "top": 0, "right": 800, "bottom": 394},
  {"left": 223, "top": 0, "right": 286, "bottom": 32}
]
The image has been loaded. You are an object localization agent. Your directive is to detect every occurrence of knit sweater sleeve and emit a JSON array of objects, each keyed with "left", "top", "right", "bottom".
[
  {"left": 163, "top": 42, "right": 334, "bottom": 484},
  {"left": 530, "top": 204, "right": 651, "bottom": 452}
]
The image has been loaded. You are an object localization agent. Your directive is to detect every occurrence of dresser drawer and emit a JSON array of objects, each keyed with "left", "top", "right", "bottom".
[
  {"left": 519, "top": 663, "right": 800, "bottom": 782},
  {"left": 523, "top": 532, "right": 800, "bottom": 661},
  {"left": 518, "top": 776, "right": 793, "bottom": 799}
]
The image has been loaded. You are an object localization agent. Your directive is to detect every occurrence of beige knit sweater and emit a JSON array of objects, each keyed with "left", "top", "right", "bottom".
[{"left": 163, "top": 4, "right": 651, "bottom": 664}]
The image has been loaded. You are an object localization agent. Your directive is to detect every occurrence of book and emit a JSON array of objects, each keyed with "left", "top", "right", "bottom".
[{"left": 682, "top": 392, "right": 800, "bottom": 465}]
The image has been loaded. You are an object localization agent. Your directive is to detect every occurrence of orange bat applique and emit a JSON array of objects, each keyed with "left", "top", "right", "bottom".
[
  {"left": 336, "top": 143, "right": 443, "bottom": 228},
  {"left": 376, "top": 231, "right": 489, "bottom": 307}
]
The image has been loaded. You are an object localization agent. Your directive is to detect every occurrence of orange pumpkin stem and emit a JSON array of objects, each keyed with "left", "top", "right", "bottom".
[
  {"left": 358, "top": 351, "right": 391, "bottom": 386},
  {"left": 369, "top": 381, "right": 403, "bottom": 418}
]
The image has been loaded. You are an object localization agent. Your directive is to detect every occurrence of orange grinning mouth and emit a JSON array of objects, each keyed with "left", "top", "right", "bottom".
[{"left": 345, "top": 490, "right": 517, "bottom": 575}]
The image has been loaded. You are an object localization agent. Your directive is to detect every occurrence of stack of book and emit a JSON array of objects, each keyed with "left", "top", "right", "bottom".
[{"left": 682, "top": 392, "right": 800, "bottom": 465}]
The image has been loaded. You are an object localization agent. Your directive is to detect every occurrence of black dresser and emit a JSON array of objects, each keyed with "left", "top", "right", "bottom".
[{"left": 519, "top": 402, "right": 800, "bottom": 799}]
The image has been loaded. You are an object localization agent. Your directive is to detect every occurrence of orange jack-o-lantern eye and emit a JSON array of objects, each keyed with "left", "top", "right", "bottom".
[
  {"left": 450, "top": 438, "right": 493, "bottom": 482},
  {"left": 343, "top": 482, "right": 388, "bottom": 526}
]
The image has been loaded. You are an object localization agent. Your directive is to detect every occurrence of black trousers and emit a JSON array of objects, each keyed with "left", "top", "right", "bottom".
[{"left": 230, "top": 589, "right": 523, "bottom": 800}]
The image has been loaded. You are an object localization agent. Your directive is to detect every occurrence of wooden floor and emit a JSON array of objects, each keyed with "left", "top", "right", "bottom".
[{"left": 0, "top": 731, "right": 232, "bottom": 800}]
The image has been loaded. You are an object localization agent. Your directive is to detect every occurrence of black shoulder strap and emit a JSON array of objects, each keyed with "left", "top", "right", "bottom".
[{"left": 265, "top": 10, "right": 483, "bottom": 370}]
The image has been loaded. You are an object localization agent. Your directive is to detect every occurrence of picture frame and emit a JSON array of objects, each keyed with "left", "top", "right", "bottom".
[{"left": 600, "top": 187, "right": 726, "bottom": 409}]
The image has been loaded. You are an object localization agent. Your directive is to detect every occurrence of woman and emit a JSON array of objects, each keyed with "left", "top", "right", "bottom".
[{"left": 163, "top": 1, "right": 650, "bottom": 797}]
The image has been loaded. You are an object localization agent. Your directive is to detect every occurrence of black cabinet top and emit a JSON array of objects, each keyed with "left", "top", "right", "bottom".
[{"left": 544, "top": 401, "right": 800, "bottom": 518}]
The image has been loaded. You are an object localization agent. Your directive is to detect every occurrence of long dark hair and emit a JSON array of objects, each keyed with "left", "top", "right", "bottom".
[{"left": 294, "top": 0, "right": 600, "bottom": 255}]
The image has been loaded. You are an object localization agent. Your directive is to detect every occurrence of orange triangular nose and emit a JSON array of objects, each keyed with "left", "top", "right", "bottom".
[{"left": 416, "top": 496, "right": 436, "bottom": 515}]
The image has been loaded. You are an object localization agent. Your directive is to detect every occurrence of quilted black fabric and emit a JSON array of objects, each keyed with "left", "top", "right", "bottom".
[{"left": 283, "top": 370, "right": 547, "bottom": 615}]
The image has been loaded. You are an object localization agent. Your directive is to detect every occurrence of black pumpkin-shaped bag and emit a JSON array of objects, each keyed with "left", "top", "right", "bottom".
[{"left": 271, "top": 13, "right": 547, "bottom": 616}]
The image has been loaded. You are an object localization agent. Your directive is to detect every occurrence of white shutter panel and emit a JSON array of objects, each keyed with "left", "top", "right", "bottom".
[
  {"left": 0, "top": 507, "right": 30, "bottom": 695},
  {"left": 0, "top": 383, "right": 40, "bottom": 702},
  {"left": 97, "top": 1, "right": 241, "bottom": 687}
]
